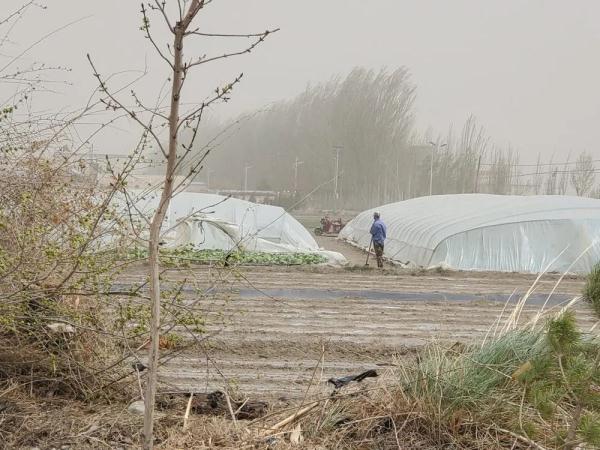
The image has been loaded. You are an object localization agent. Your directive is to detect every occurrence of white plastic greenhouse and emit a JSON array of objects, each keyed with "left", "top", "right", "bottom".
[
  {"left": 339, "top": 194, "right": 600, "bottom": 274},
  {"left": 119, "top": 191, "right": 346, "bottom": 265}
]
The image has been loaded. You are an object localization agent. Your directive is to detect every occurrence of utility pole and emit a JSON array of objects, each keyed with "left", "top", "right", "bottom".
[
  {"left": 408, "top": 146, "right": 416, "bottom": 198},
  {"left": 244, "top": 165, "right": 252, "bottom": 192},
  {"left": 428, "top": 141, "right": 447, "bottom": 196},
  {"left": 333, "top": 145, "right": 343, "bottom": 200},
  {"left": 293, "top": 157, "right": 303, "bottom": 192},
  {"left": 206, "top": 169, "right": 214, "bottom": 190}
]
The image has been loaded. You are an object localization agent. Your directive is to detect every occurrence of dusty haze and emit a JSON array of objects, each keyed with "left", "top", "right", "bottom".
[{"left": 2, "top": 0, "right": 599, "bottom": 161}]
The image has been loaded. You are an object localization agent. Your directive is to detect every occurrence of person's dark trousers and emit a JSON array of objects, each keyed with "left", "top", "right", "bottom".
[{"left": 374, "top": 242, "right": 384, "bottom": 268}]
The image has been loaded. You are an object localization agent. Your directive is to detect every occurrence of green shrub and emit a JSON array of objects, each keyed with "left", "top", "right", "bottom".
[
  {"left": 399, "top": 311, "right": 600, "bottom": 448},
  {"left": 584, "top": 262, "right": 600, "bottom": 318}
]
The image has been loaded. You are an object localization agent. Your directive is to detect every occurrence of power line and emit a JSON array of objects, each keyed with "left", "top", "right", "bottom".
[
  {"left": 479, "top": 159, "right": 600, "bottom": 168},
  {"left": 512, "top": 167, "right": 600, "bottom": 178}
]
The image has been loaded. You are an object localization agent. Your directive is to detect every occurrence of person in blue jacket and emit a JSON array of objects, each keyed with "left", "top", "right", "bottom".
[{"left": 370, "top": 212, "right": 387, "bottom": 268}]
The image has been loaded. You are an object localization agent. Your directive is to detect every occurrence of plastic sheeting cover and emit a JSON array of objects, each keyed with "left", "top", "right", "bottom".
[
  {"left": 127, "top": 191, "right": 318, "bottom": 251},
  {"left": 116, "top": 191, "right": 347, "bottom": 265},
  {"left": 339, "top": 194, "right": 600, "bottom": 273}
]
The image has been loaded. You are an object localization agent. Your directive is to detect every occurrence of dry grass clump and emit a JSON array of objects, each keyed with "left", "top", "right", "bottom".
[
  {"left": 0, "top": 385, "right": 252, "bottom": 449},
  {"left": 0, "top": 386, "right": 142, "bottom": 449},
  {"left": 0, "top": 293, "right": 133, "bottom": 403},
  {"left": 0, "top": 337, "right": 128, "bottom": 403}
]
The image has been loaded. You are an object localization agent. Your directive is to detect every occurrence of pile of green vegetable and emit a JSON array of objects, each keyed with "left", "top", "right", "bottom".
[{"left": 128, "top": 245, "right": 326, "bottom": 266}]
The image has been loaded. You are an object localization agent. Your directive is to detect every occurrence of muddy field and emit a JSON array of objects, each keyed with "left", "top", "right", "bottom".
[{"left": 129, "top": 237, "right": 598, "bottom": 403}]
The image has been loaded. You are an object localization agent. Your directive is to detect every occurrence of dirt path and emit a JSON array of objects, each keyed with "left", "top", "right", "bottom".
[
  {"left": 146, "top": 265, "right": 594, "bottom": 400},
  {"left": 295, "top": 212, "right": 368, "bottom": 266},
  {"left": 314, "top": 234, "right": 368, "bottom": 266}
]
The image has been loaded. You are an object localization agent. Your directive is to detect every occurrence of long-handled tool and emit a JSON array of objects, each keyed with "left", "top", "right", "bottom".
[{"left": 365, "top": 239, "right": 373, "bottom": 266}]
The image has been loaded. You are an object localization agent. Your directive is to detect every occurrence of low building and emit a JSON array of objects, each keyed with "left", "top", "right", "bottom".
[{"left": 215, "top": 190, "right": 277, "bottom": 205}]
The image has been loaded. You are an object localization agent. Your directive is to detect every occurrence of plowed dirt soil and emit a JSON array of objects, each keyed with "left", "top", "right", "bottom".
[{"left": 129, "top": 237, "right": 596, "bottom": 401}]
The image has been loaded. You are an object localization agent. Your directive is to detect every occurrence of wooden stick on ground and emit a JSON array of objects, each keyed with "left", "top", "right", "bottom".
[
  {"left": 262, "top": 401, "right": 319, "bottom": 436},
  {"left": 183, "top": 393, "right": 194, "bottom": 430},
  {"left": 495, "top": 427, "right": 548, "bottom": 450},
  {"left": 233, "top": 398, "right": 249, "bottom": 417},
  {"left": 135, "top": 368, "right": 145, "bottom": 401},
  {"left": 225, "top": 390, "right": 239, "bottom": 429}
]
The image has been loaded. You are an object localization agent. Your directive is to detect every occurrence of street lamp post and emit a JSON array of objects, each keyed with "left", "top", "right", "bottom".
[
  {"left": 206, "top": 169, "right": 215, "bottom": 190},
  {"left": 244, "top": 165, "right": 252, "bottom": 192},
  {"left": 428, "top": 141, "right": 447, "bottom": 196},
  {"left": 293, "top": 157, "right": 303, "bottom": 192},
  {"left": 333, "top": 145, "right": 343, "bottom": 200}
]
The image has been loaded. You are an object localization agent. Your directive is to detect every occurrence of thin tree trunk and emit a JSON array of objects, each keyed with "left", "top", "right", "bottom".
[
  {"left": 474, "top": 155, "right": 481, "bottom": 193},
  {"left": 143, "top": 24, "right": 185, "bottom": 450},
  {"left": 564, "top": 401, "right": 583, "bottom": 450}
]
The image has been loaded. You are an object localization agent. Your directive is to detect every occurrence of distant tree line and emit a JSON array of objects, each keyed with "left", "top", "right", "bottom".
[{"left": 180, "top": 66, "right": 598, "bottom": 210}]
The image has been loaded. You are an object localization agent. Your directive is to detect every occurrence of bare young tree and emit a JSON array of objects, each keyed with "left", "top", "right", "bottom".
[
  {"left": 570, "top": 152, "right": 595, "bottom": 196},
  {"left": 88, "top": 2, "right": 276, "bottom": 447}
]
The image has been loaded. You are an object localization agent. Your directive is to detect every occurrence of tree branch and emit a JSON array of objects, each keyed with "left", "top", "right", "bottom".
[
  {"left": 87, "top": 54, "right": 168, "bottom": 159},
  {"left": 141, "top": 3, "right": 175, "bottom": 70},
  {"left": 0, "top": 1, "right": 40, "bottom": 28},
  {"left": 176, "top": 73, "right": 243, "bottom": 132},
  {"left": 186, "top": 30, "right": 274, "bottom": 38},
  {"left": 185, "top": 29, "right": 278, "bottom": 69},
  {"left": 0, "top": 15, "right": 91, "bottom": 75},
  {"left": 151, "top": 0, "right": 174, "bottom": 33}
]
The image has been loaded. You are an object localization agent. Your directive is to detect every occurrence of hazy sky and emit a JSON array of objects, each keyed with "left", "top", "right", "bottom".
[{"left": 3, "top": 0, "right": 600, "bottom": 162}]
